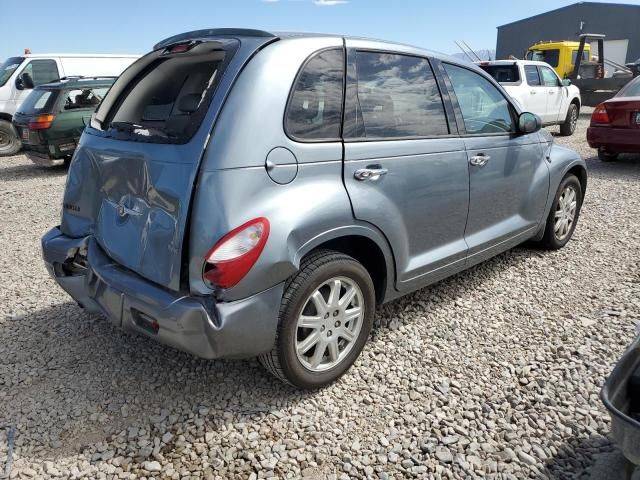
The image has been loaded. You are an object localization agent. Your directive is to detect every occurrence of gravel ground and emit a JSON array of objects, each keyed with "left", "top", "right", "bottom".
[{"left": 1, "top": 110, "right": 640, "bottom": 480}]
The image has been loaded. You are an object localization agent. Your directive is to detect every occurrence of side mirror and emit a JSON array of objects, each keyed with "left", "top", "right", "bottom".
[
  {"left": 20, "top": 73, "right": 34, "bottom": 89},
  {"left": 15, "top": 76, "right": 24, "bottom": 90},
  {"left": 561, "top": 79, "right": 572, "bottom": 86},
  {"left": 518, "top": 112, "right": 542, "bottom": 134}
]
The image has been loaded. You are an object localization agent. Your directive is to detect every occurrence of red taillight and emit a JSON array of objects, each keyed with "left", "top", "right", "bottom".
[
  {"left": 591, "top": 103, "right": 610, "bottom": 125},
  {"left": 29, "top": 114, "right": 55, "bottom": 130},
  {"left": 203, "top": 218, "right": 270, "bottom": 289}
]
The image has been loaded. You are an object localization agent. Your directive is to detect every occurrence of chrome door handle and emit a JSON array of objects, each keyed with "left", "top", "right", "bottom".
[
  {"left": 354, "top": 167, "right": 388, "bottom": 182},
  {"left": 549, "top": 90, "right": 556, "bottom": 95},
  {"left": 469, "top": 154, "right": 490, "bottom": 167},
  {"left": 530, "top": 90, "right": 537, "bottom": 94}
]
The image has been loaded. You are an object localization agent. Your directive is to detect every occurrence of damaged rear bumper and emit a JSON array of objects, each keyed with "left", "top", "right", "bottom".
[{"left": 41, "top": 227, "right": 283, "bottom": 359}]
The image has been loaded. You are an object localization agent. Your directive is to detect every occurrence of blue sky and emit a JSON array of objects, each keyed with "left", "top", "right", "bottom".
[{"left": 1, "top": 0, "right": 639, "bottom": 60}]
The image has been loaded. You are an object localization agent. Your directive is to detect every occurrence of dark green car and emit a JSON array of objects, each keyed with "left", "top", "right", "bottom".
[{"left": 12, "top": 77, "right": 113, "bottom": 166}]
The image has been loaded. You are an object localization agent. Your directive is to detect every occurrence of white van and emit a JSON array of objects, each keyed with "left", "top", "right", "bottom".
[{"left": 0, "top": 53, "right": 139, "bottom": 156}]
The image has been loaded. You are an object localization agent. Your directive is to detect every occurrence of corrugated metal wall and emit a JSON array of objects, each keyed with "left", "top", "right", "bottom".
[{"left": 496, "top": 2, "right": 640, "bottom": 63}]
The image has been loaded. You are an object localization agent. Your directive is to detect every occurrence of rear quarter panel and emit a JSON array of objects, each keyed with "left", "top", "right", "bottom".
[{"left": 189, "top": 37, "right": 387, "bottom": 300}]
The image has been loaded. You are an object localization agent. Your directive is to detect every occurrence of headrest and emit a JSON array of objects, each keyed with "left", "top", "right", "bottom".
[{"left": 178, "top": 93, "right": 201, "bottom": 114}]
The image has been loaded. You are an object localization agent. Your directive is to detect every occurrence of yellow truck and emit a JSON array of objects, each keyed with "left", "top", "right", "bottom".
[{"left": 525, "top": 40, "right": 591, "bottom": 79}]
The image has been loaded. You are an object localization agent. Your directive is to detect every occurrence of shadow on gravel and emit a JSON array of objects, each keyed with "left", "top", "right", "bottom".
[
  {"left": 0, "top": 301, "right": 305, "bottom": 457},
  {"left": 584, "top": 154, "right": 640, "bottom": 183},
  {"left": 537, "top": 434, "right": 613, "bottom": 480},
  {"left": 0, "top": 162, "right": 67, "bottom": 182},
  {"left": 0, "top": 245, "right": 546, "bottom": 458}
]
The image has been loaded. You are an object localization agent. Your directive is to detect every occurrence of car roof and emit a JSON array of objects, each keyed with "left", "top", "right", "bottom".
[
  {"left": 23, "top": 53, "right": 139, "bottom": 58},
  {"left": 37, "top": 77, "right": 116, "bottom": 89},
  {"left": 477, "top": 60, "right": 552, "bottom": 67},
  {"left": 152, "top": 28, "right": 471, "bottom": 68}
]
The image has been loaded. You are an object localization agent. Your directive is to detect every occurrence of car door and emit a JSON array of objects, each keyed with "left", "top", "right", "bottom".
[
  {"left": 441, "top": 63, "right": 549, "bottom": 267},
  {"left": 342, "top": 46, "right": 470, "bottom": 291},
  {"left": 539, "top": 65, "right": 563, "bottom": 123},
  {"left": 522, "top": 65, "right": 548, "bottom": 120}
]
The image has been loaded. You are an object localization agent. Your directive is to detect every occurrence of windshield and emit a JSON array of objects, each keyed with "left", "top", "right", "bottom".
[
  {"left": 479, "top": 65, "right": 520, "bottom": 83},
  {"left": 0, "top": 56, "right": 24, "bottom": 87},
  {"left": 618, "top": 77, "right": 640, "bottom": 98},
  {"left": 17, "top": 88, "right": 59, "bottom": 114},
  {"left": 527, "top": 49, "right": 559, "bottom": 67}
]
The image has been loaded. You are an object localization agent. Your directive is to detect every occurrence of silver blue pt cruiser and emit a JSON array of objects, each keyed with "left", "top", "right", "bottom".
[{"left": 42, "top": 29, "right": 587, "bottom": 389}]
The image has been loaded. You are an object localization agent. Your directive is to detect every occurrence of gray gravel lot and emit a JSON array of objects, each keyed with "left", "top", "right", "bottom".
[{"left": 1, "top": 109, "right": 640, "bottom": 479}]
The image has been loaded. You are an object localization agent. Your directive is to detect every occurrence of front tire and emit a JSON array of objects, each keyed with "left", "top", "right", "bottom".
[
  {"left": 259, "top": 250, "right": 375, "bottom": 389},
  {"left": 0, "top": 119, "right": 22, "bottom": 157},
  {"left": 540, "top": 174, "right": 583, "bottom": 250},
  {"left": 559, "top": 103, "right": 578, "bottom": 136}
]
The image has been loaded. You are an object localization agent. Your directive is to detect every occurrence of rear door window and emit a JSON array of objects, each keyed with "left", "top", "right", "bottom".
[
  {"left": 21, "top": 60, "right": 59, "bottom": 87},
  {"left": 348, "top": 52, "right": 448, "bottom": 139},
  {"left": 444, "top": 63, "right": 514, "bottom": 135},
  {"left": 105, "top": 47, "right": 228, "bottom": 143},
  {"left": 285, "top": 48, "right": 345, "bottom": 141},
  {"left": 524, "top": 65, "right": 542, "bottom": 86},
  {"left": 63, "top": 87, "right": 109, "bottom": 110}
]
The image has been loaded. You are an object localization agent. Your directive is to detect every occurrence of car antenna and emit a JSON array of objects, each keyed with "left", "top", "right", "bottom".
[
  {"left": 455, "top": 41, "right": 476, "bottom": 62},
  {"left": 462, "top": 41, "right": 483, "bottom": 62}
]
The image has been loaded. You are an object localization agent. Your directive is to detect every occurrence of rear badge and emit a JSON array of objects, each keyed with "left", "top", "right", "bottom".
[{"left": 63, "top": 203, "right": 80, "bottom": 212}]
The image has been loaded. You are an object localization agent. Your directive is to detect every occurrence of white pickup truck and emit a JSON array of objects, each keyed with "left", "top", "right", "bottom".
[{"left": 478, "top": 60, "right": 581, "bottom": 136}]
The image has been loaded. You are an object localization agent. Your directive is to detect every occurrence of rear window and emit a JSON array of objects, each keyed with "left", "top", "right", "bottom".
[
  {"left": 105, "top": 48, "right": 227, "bottom": 143},
  {"left": 63, "top": 87, "right": 110, "bottom": 110},
  {"left": 17, "top": 88, "right": 58, "bottom": 114},
  {"left": 285, "top": 48, "right": 345, "bottom": 141},
  {"left": 571, "top": 49, "right": 589, "bottom": 64},
  {"left": 479, "top": 65, "right": 520, "bottom": 83},
  {"left": 619, "top": 77, "right": 640, "bottom": 97}
]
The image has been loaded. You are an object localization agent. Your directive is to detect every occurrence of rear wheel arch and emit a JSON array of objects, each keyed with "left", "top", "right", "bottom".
[
  {"left": 0, "top": 112, "right": 13, "bottom": 123},
  {"left": 296, "top": 230, "right": 394, "bottom": 304}
]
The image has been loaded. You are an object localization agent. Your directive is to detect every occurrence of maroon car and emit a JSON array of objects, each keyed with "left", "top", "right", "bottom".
[{"left": 587, "top": 76, "right": 640, "bottom": 161}]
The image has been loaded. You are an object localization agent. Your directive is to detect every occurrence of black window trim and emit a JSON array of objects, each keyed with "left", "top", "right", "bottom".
[
  {"left": 343, "top": 47, "right": 455, "bottom": 144},
  {"left": 283, "top": 46, "right": 346, "bottom": 144},
  {"left": 440, "top": 61, "right": 520, "bottom": 138}
]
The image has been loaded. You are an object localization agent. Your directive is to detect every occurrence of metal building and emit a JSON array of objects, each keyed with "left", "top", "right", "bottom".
[{"left": 496, "top": 2, "right": 640, "bottom": 65}]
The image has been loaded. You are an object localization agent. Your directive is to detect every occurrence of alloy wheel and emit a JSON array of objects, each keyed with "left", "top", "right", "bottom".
[
  {"left": 554, "top": 185, "right": 577, "bottom": 241},
  {"left": 295, "top": 276, "right": 364, "bottom": 372}
]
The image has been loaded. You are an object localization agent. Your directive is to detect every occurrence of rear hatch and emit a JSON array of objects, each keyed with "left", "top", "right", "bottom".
[
  {"left": 60, "top": 34, "right": 277, "bottom": 291},
  {"left": 13, "top": 87, "right": 60, "bottom": 146}
]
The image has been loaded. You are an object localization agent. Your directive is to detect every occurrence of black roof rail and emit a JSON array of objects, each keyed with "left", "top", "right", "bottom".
[{"left": 153, "top": 28, "right": 277, "bottom": 50}]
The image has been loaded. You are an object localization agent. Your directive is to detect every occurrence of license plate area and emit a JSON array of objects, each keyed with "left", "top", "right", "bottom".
[
  {"left": 634, "top": 112, "right": 640, "bottom": 125},
  {"left": 21, "top": 128, "right": 30, "bottom": 141}
]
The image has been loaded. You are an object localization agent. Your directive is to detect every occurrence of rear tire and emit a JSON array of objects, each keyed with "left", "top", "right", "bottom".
[
  {"left": 0, "top": 119, "right": 21, "bottom": 157},
  {"left": 559, "top": 103, "right": 579, "bottom": 136},
  {"left": 539, "top": 174, "right": 583, "bottom": 250},
  {"left": 259, "top": 249, "right": 375, "bottom": 389},
  {"left": 598, "top": 148, "right": 619, "bottom": 162}
]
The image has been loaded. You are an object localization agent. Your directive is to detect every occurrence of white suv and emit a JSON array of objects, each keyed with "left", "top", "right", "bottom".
[{"left": 478, "top": 60, "right": 581, "bottom": 136}]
